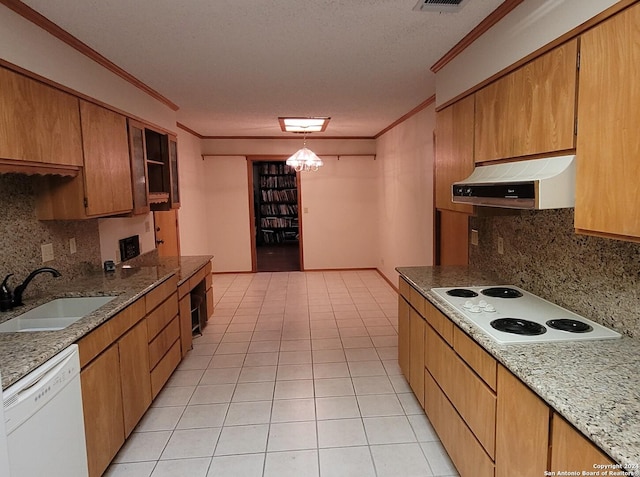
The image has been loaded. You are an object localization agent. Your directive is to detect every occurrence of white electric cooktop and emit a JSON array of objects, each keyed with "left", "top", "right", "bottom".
[{"left": 430, "top": 285, "right": 621, "bottom": 344}]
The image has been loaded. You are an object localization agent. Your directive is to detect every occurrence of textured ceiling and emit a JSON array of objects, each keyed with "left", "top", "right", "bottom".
[{"left": 21, "top": 0, "right": 504, "bottom": 137}]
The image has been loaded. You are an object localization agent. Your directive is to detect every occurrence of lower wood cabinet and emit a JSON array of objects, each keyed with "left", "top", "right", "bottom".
[
  {"left": 426, "top": 324, "right": 496, "bottom": 458},
  {"left": 178, "top": 262, "right": 214, "bottom": 357},
  {"left": 80, "top": 345, "right": 124, "bottom": 477},
  {"left": 408, "top": 308, "right": 425, "bottom": 407},
  {"left": 550, "top": 413, "right": 615, "bottom": 471},
  {"left": 425, "top": 371, "right": 494, "bottom": 477},
  {"left": 495, "top": 365, "right": 549, "bottom": 477},
  {"left": 397, "top": 294, "right": 410, "bottom": 378},
  {"left": 118, "top": 320, "right": 152, "bottom": 437},
  {"left": 146, "top": 280, "right": 180, "bottom": 399}
]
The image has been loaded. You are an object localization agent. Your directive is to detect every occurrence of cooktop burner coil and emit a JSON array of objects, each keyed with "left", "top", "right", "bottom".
[
  {"left": 481, "top": 287, "right": 524, "bottom": 298},
  {"left": 546, "top": 319, "right": 593, "bottom": 333},
  {"left": 445, "top": 288, "right": 478, "bottom": 298},
  {"left": 490, "top": 318, "right": 547, "bottom": 336}
]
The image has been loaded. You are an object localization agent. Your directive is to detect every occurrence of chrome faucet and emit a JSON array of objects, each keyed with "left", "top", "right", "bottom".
[{"left": 12, "top": 267, "right": 62, "bottom": 307}]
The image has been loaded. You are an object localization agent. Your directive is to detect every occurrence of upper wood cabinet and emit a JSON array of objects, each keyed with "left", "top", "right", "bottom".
[
  {"left": 575, "top": 3, "right": 640, "bottom": 241},
  {"left": 80, "top": 101, "right": 133, "bottom": 216},
  {"left": 127, "top": 119, "right": 151, "bottom": 215},
  {"left": 475, "top": 39, "right": 579, "bottom": 163},
  {"left": 36, "top": 101, "right": 134, "bottom": 219},
  {"left": 434, "top": 94, "right": 475, "bottom": 214},
  {"left": 0, "top": 67, "right": 83, "bottom": 166}
]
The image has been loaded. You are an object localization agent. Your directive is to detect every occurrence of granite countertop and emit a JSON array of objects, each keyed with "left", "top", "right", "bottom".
[
  {"left": 397, "top": 266, "right": 640, "bottom": 477},
  {"left": 0, "top": 255, "right": 212, "bottom": 390}
]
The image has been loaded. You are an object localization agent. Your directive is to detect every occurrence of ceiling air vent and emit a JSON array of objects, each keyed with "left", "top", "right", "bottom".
[{"left": 412, "top": 0, "right": 469, "bottom": 13}]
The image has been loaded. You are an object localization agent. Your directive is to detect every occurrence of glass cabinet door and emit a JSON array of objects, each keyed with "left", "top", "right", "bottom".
[{"left": 127, "top": 119, "right": 150, "bottom": 215}]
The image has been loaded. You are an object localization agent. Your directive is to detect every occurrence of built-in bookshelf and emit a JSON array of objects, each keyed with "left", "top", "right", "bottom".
[{"left": 254, "top": 162, "right": 299, "bottom": 245}]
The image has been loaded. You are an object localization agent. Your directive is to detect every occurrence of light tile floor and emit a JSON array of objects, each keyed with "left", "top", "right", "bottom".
[{"left": 106, "top": 271, "right": 459, "bottom": 477}]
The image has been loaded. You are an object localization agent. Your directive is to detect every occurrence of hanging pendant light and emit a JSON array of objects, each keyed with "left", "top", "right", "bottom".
[{"left": 286, "top": 134, "right": 323, "bottom": 172}]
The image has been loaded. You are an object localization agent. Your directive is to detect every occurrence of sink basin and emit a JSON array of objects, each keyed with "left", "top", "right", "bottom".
[{"left": 0, "top": 296, "right": 117, "bottom": 332}]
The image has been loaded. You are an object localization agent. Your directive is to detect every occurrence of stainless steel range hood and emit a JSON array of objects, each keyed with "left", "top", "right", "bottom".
[{"left": 452, "top": 155, "right": 576, "bottom": 209}]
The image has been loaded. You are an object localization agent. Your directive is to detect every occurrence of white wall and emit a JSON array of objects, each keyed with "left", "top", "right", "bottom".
[
  {"left": 376, "top": 106, "right": 435, "bottom": 285},
  {"left": 300, "top": 156, "right": 379, "bottom": 270},
  {"left": 436, "top": 0, "right": 619, "bottom": 106},
  {"left": 176, "top": 130, "right": 209, "bottom": 256},
  {"left": 98, "top": 214, "right": 155, "bottom": 263}
]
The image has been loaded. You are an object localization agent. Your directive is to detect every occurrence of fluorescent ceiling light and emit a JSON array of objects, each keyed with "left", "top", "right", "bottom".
[{"left": 279, "top": 117, "right": 330, "bottom": 133}]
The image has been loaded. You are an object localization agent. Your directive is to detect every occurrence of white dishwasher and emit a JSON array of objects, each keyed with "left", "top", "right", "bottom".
[{"left": 3, "top": 344, "right": 88, "bottom": 477}]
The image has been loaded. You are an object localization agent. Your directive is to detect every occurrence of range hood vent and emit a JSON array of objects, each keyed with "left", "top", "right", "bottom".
[
  {"left": 413, "top": 0, "right": 469, "bottom": 13},
  {"left": 452, "top": 155, "right": 576, "bottom": 210}
]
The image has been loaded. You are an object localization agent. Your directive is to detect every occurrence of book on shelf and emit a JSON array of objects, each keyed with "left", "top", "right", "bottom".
[
  {"left": 261, "top": 189, "right": 297, "bottom": 203},
  {"left": 260, "top": 204, "right": 298, "bottom": 216},
  {"left": 260, "top": 163, "right": 295, "bottom": 175}
]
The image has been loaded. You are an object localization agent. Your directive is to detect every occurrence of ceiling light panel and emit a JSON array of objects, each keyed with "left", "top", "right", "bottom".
[{"left": 279, "top": 117, "right": 331, "bottom": 133}]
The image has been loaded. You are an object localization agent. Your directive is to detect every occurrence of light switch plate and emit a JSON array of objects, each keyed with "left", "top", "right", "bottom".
[{"left": 41, "top": 243, "right": 54, "bottom": 262}]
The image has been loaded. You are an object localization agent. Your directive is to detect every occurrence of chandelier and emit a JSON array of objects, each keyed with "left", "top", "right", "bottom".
[{"left": 286, "top": 135, "right": 323, "bottom": 172}]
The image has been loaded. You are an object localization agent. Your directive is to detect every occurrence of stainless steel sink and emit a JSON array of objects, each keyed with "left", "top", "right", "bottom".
[{"left": 0, "top": 296, "right": 117, "bottom": 332}]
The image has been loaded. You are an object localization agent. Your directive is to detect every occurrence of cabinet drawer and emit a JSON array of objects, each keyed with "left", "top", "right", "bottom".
[
  {"left": 148, "top": 316, "right": 180, "bottom": 370},
  {"left": 426, "top": 325, "right": 496, "bottom": 458},
  {"left": 454, "top": 327, "right": 497, "bottom": 391},
  {"left": 145, "top": 275, "right": 178, "bottom": 314},
  {"left": 425, "top": 371, "right": 495, "bottom": 477},
  {"left": 189, "top": 265, "right": 208, "bottom": 290},
  {"left": 78, "top": 298, "right": 145, "bottom": 368},
  {"left": 146, "top": 293, "right": 179, "bottom": 341},
  {"left": 177, "top": 281, "right": 190, "bottom": 300},
  {"left": 409, "top": 287, "right": 426, "bottom": 316},
  {"left": 151, "top": 339, "right": 181, "bottom": 398},
  {"left": 425, "top": 301, "right": 454, "bottom": 345},
  {"left": 205, "top": 268, "right": 212, "bottom": 290}
]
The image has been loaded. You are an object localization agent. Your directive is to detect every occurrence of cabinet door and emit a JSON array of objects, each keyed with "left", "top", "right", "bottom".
[
  {"left": 0, "top": 67, "right": 83, "bottom": 166},
  {"left": 397, "top": 296, "right": 411, "bottom": 379},
  {"left": 409, "top": 308, "right": 425, "bottom": 407},
  {"left": 80, "top": 345, "right": 124, "bottom": 477},
  {"left": 118, "top": 319, "right": 152, "bottom": 437},
  {"left": 575, "top": 3, "right": 640, "bottom": 240},
  {"left": 495, "top": 365, "right": 549, "bottom": 477},
  {"left": 80, "top": 100, "right": 133, "bottom": 216},
  {"left": 437, "top": 209, "right": 469, "bottom": 266},
  {"left": 168, "top": 135, "right": 180, "bottom": 208},
  {"left": 475, "top": 40, "right": 578, "bottom": 163},
  {"left": 435, "top": 95, "right": 475, "bottom": 214},
  {"left": 550, "top": 413, "right": 615, "bottom": 470},
  {"left": 127, "top": 119, "right": 150, "bottom": 215}
]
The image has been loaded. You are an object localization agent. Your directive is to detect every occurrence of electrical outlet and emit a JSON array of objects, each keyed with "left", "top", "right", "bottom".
[
  {"left": 380, "top": 258, "right": 385, "bottom": 265},
  {"left": 145, "top": 220, "right": 151, "bottom": 233},
  {"left": 497, "top": 237, "right": 504, "bottom": 255},
  {"left": 471, "top": 229, "right": 479, "bottom": 246},
  {"left": 69, "top": 237, "right": 77, "bottom": 254},
  {"left": 303, "top": 207, "right": 309, "bottom": 214},
  {"left": 41, "top": 243, "right": 54, "bottom": 262}
]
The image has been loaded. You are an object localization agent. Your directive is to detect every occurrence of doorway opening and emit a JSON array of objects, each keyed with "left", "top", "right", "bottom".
[{"left": 249, "top": 159, "right": 303, "bottom": 272}]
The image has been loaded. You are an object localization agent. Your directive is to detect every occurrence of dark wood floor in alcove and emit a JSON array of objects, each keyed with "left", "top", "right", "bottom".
[{"left": 256, "top": 244, "right": 300, "bottom": 272}]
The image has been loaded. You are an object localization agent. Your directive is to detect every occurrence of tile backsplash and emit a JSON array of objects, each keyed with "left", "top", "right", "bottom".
[
  {"left": 0, "top": 174, "right": 101, "bottom": 300},
  {"left": 470, "top": 208, "right": 640, "bottom": 338}
]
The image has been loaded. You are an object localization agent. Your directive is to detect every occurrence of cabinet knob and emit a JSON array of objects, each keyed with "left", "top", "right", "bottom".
[{"left": 156, "top": 239, "right": 164, "bottom": 245}]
